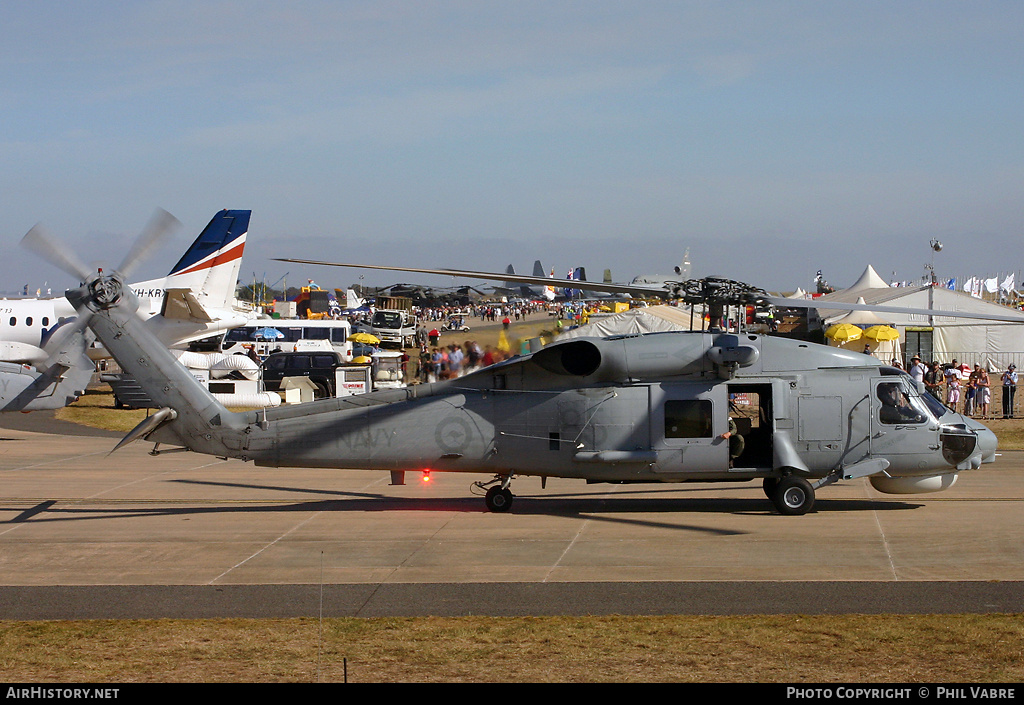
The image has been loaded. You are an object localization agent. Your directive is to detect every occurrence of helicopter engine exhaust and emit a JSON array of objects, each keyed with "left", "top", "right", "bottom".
[{"left": 531, "top": 336, "right": 712, "bottom": 382}]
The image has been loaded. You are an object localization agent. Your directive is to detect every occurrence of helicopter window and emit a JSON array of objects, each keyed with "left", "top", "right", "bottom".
[
  {"left": 920, "top": 388, "right": 948, "bottom": 419},
  {"left": 876, "top": 382, "right": 927, "bottom": 425},
  {"left": 664, "top": 400, "right": 713, "bottom": 438}
]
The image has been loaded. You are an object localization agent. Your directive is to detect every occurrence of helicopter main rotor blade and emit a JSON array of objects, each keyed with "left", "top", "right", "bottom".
[
  {"left": 275, "top": 257, "right": 1024, "bottom": 326},
  {"left": 765, "top": 296, "right": 1024, "bottom": 324},
  {"left": 274, "top": 257, "right": 671, "bottom": 298}
]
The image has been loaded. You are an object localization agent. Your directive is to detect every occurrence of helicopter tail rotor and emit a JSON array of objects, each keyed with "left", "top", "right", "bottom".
[
  {"left": 20, "top": 208, "right": 181, "bottom": 286},
  {"left": 20, "top": 223, "right": 94, "bottom": 284},
  {"left": 19, "top": 208, "right": 182, "bottom": 368}
]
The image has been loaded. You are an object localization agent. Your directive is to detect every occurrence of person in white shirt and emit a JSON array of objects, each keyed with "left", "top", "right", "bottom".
[{"left": 909, "top": 355, "right": 926, "bottom": 383}]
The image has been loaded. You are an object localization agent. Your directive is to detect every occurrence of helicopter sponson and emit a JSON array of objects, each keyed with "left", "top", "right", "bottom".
[{"left": 66, "top": 272, "right": 996, "bottom": 516}]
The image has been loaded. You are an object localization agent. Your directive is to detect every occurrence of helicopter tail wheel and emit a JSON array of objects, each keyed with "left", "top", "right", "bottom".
[
  {"left": 772, "top": 476, "right": 815, "bottom": 516},
  {"left": 485, "top": 486, "right": 514, "bottom": 512}
]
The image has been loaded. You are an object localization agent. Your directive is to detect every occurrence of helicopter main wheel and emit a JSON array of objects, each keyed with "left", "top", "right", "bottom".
[
  {"left": 485, "top": 486, "right": 514, "bottom": 512},
  {"left": 771, "top": 476, "right": 815, "bottom": 516},
  {"left": 762, "top": 477, "right": 778, "bottom": 499}
]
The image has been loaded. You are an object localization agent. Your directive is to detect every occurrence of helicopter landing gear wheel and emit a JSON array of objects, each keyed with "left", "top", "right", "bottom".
[
  {"left": 762, "top": 477, "right": 778, "bottom": 499},
  {"left": 771, "top": 476, "right": 815, "bottom": 515},
  {"left": 485, "top": 486, "right": 514, "bottom": 512}
]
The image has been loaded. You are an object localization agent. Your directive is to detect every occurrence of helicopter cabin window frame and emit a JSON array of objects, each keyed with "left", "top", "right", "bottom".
[
  {"left": 876, "top": 380, "right": 928, "bottom": 425},
  {"left": 663, "top": 399, "right": 713, "bottom": 439}
]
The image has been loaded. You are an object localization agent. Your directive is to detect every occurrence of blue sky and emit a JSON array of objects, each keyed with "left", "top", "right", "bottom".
[{"left": 2, "top": 1, "right": 1023, "bottom": 296}]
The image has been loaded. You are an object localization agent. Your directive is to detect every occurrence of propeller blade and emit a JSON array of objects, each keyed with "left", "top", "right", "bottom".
[
  {"left": 117, "top": 208, "right": 182, "bottom": 280},
  {"left": 20, "top": 223, "right": 94, "bottom": 283}
]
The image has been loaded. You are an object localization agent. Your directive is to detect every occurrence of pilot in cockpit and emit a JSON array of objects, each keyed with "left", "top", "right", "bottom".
[{"left": 877, "top": 382, "right": 925, "bottom": 424}]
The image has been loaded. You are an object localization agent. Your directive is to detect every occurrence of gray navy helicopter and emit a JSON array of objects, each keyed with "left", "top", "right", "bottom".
[{"left": 31, "top": 225, "right": 1001, "bottom": 515}]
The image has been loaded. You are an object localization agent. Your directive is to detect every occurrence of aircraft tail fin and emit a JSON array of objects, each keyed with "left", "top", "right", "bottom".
[
  {"left": 503, "top": 264, "right": 517, "bottom": 291},
  {"left": 677, "top": 248, "right": 692, "bottom": 280},
  {"left": 345, "top": 288, "right": 365, "bottom": 309},
  {"left": 532, "top": 260, "right": 545, "bottom": 278},
  {"left": 161, "top": 209, "right": 249, "bottom": 310}
]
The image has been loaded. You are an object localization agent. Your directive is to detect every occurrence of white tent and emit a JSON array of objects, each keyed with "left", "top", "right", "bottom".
[
  {"left": 824, "top": 296, "right": 902, "bottom": 363},
  {"left": 812, "top": 265, "right": 1024, "bottom": 368},
  {"left": 845, "top": 264, "right": 890, "bottom": 293},
  {"left": 558, "top": 305, "right": 704, "bottom": 340}
]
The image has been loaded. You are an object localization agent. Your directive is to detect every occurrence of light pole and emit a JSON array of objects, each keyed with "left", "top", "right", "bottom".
[{"left": 927, "top": 240, "right": 942, "bottom": 328}]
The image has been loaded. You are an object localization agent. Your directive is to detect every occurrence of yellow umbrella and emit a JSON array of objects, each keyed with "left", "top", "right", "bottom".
[
  {"left": 349, "top": 332, "right": 381, "bottom": 344},
  {"left": 825, "top": 323, "right": 863, "bottom": 342},
  {"left": 862, "top": 325, "right": 899, "bottom": 341}
]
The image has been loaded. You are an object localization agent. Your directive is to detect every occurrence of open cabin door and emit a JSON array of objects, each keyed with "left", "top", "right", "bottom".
[{"left": 725, "top": 383, "right": 774, "bottom": 470}]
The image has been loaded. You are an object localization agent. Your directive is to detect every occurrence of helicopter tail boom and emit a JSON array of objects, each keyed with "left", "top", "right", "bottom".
[{"left": 65, "top": 272, "right": 249, "bottom": 457}]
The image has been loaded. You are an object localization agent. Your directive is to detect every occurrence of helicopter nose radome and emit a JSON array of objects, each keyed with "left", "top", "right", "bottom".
[{"left": 976, "top": 425, "right": 998, "bottom": 464}]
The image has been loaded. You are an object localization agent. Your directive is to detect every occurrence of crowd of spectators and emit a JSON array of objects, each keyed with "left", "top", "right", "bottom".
[
  {"left": 915, "top": 357, "right": 1017, "bottom": 419},
  {"left": 416, "top": 340, "right": 512, "bottom": 383}
]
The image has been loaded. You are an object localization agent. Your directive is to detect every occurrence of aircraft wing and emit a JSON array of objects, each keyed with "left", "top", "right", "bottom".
[
  {"left": 161, "top": 288, "right": 214, "bottom": 322},
  {"left": 274, "top": 258, "right": 672, "bottom": 299}
]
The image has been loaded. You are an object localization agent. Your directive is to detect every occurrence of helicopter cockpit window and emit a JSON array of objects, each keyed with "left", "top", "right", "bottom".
[
  {"left": 876, "top": 381, "right": 928, "bottom": 425},
  {"left": 665, "top": 400, "right": 713, "bottom": 438}
]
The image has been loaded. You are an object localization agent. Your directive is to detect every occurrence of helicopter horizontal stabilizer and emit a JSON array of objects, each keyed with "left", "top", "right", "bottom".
[{"left": 111, "top": 406, "right": 177, "bottom": 454}]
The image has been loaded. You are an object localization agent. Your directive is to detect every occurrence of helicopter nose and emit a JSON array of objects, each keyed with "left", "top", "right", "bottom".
[{"left": 975, "top": 425, "right": 998, "bottom": 464}]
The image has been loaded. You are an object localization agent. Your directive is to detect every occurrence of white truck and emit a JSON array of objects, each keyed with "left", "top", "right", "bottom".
[{"left": 370, "top": 296, "right": 416, "bottom": 348}]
